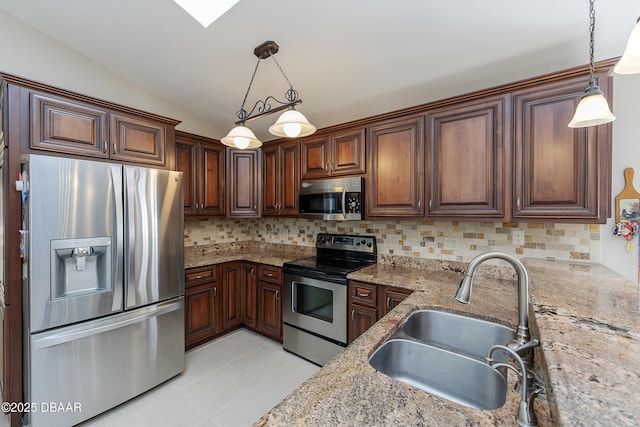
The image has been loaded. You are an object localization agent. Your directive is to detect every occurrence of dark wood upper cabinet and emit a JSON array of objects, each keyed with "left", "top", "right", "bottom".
[
  {"left": 512, "top": 71, "right": 612, "bottom": 222},
  {"left": 175, "top": 131, "right": 225, "bottom": 217},
  {"left": 426, "top": 96, "right": 507, "bottom": 219},
  {"left": 30, "top": 92, "right": 109, "bottom": 158},
  {"left": 366, "top": 115, "right": 425, "bottom": 218},
  {"left": 227, "top": 148, "right": 261, "bottom": 217},
  {"left": 262, "top": 140, "right": 299, "bottom": 216},
  {"left": 29, "top": 90, "right": 172, "bottom": 166},
  {"left": 300, "top": 127, "right": 365, "bottom": 179},
  {"left": 109, "top": 112, "right": 165, "bottom": 165}
]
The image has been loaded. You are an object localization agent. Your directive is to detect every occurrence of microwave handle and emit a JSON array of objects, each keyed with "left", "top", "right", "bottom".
[{"left": 341, "top": 189, "right": 347, "bottom": 219}]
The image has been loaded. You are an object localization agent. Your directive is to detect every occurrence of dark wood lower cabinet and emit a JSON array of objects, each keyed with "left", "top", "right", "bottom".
[
  {"left": 379, "top": 286, "right": 412, "bottom": 318},
  {"left": 348, "top": 280, "right": 412, "bottom": 343},
  {"left": 241, "top": 263, "right": 258, "bottom": 328},
  {"left": 257, "top": 281, "right": 282, "bottom": 341},
  {"left": 221, "top": 262, "right": 243, "bottom": 330},
  {"left": 184, "top": 266, "right": 219, "bottom": 350},
  {"left": 348, "top": 304, "right": 378, "bottom": 344},
  {"left": 186, "top": 262, "right": 284, "bottom": 348}
]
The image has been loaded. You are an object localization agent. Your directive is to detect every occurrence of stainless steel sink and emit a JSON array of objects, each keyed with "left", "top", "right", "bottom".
[
  {"left": 400, "top": 310, "right": 516, "bottom": 360},
  {"left": 369, "top": 339, "right": 507, "bottom": 410},
  {"left": 368, "top": 309, "right": 517, "bottom": 409}
]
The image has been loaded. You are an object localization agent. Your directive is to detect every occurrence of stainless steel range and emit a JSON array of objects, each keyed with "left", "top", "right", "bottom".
[{"left": 283, "top": 233, "right": 377, "bottom": 366}]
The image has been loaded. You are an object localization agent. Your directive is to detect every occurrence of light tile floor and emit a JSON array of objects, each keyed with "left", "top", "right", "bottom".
[{"left": 79, "top": 329, "right": 320, "bottom": 427}]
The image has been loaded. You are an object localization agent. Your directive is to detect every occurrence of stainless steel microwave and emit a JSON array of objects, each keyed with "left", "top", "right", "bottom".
[{"left": 299, "top": 177, "right": 364, "bottom": 220}]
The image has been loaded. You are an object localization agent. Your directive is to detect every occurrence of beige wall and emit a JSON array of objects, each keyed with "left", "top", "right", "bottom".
[
  {"left": 0, "top": 10, "right": 218, "bottom": 137},
  {"left": 600, "top": 72, "right": 640, "bottom": 283}
]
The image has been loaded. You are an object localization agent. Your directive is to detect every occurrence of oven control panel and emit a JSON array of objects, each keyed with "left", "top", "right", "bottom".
[{"left": 316, "top": 233, "right": 376, "bottom": 253}]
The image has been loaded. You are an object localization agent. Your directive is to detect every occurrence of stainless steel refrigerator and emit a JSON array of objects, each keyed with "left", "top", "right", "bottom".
[{"left": 22, "top": 154, "right": 185, "bottom": 427}]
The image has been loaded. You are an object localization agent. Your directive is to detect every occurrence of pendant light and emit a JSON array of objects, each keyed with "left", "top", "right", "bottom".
[
  {"left": 614, "top": 17, "right": 640, "bottom": 74},
  {"left": 568, "top": 0, "right": 616, "bottom": 128},
  {"left": 221, "top": 41, "right": 317, "bottom": 149}
]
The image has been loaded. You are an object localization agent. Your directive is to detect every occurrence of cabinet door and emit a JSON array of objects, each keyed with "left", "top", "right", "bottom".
[
  {"left": 512, "top": 73, "right": 612, "bottom": 222},
  {"left": 348, "top": 304, "right": 378, "bottom": 344},
  {"left": 427, "top": 96, "right": 506, "bottom": 218},
  {"left": 221, "top": 262, "right": 243, "bottom": 330},
  {"left": 175, "top": 139, "right": 199, "bottom": 216},
  {"left": 331, "top": 127, "right": 366, "bottom": 176},
  {"left": 30, "top": 92, "right": 109, "bottom": 158},
  {"left": 258, "top": 281, "right": 282, "bottom": 341},
  {"left": 367, "top": 115, "right": 425, "bottom": 217},
  {"left": 185, "top": 282, "right": 219, "bottom": 349},
  {"left": 279, "top": 140, "right": 300, "bottom": 214},
  {"left": 200, "top": 143, "right": 225, "bottom": 216},
  {"left": 300, "top": 134, "right": 331, "bottom": 179},
  {"left": 241, "top": 263, "right": 257, "bottom": 329},
  {"left": 379, "top": 286, "right": 411, "bottom": 317},
  {"left": 262, "top": 144, "right": 279, "bottom": 216},
  {"left": 227, "top": 148, "right": 261, "bottom": 217},
  {"left": 110, "top": 112, "right": 166, "bottom": 166}
]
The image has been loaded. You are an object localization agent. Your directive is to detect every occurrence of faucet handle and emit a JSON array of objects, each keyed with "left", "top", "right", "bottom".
[{"left": 508, "top": 338, "right": 540, "bottom": 353}]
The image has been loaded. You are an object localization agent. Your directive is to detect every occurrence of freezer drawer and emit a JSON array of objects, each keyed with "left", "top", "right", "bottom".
[{"left": 26, "top": 299, "right": 184, "bottom": 427}]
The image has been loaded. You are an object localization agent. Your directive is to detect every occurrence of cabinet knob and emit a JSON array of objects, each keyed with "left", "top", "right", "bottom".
[
  {"left": 418, "top": 199, "right": 421, "bottom": 211},
  {"left": 112, "top": 142, "right": 117, "bottom": 155},
  {"left": 267, "top": 272, "right": 273, "bottom": 277},
  {"left": 386, "top": 296, "right": 391, "bottom": 310},
  {"left": 195, "top": 275, "right": 203, "bottom": 279},
  {"left": 251, "top": 268, "right": 255, "bottom": 277},
  {"left": 428, "top": 199, "right": 432, "bottom": 211},
  {"left": 351, "top": 309, "right": 355, "bottom": 321},
  {"left": 517, "top": 197, "right": 521, "bottom": 211},
  {"left": 103, "top": 141, "right": 107, "bottom": 153},
  {"left": 356, "top": 289, "right": 371, "bottom": 298},
  {"left": 213, "top": 286, "right": 217, "bottom": 297},
  {"left": 275, "top": 290, "right": 279, "bottom": 300}
]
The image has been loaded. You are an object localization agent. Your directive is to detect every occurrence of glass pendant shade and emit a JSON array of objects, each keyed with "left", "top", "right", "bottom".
[
  {"left": 221, "top": 124, "right": 262, "bottom": 149},
  {"left": 269, "top": 108, "right": 317, "bottom": 138},
  {"left": 614, "top": 18, "right": 640, "bottom": 74},
  {"left": 568, "top": 84, "right": 616, "bottom": 128}
]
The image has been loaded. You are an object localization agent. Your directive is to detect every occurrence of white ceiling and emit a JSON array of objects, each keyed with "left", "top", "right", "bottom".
[{"left": 0, "top": 0, "right": 638, "bottom": 142}]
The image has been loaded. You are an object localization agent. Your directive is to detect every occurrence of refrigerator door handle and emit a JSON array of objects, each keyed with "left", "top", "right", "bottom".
[
  {"left": 32, "top": 301, "right": 182, "bottom": 351},
  {"left": 111, "top": 165, "right": 124, "bottom": 312}
]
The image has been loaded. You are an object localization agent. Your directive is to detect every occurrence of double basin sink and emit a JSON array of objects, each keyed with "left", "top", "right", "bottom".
[{"left": 369, "top": 310, "right": 516, "bottom": 410}]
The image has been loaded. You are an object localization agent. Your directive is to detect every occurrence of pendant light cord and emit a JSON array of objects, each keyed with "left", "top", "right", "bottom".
[{"left": 588, "top": 0, "right": 596, "bottom": 85}]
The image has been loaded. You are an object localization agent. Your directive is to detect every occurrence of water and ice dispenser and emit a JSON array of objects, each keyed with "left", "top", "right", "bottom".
[{"left": 50, "top": 237, "right": 112, "bottom": 299}]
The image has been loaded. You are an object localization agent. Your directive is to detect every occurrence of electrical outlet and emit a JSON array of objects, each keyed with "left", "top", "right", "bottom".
[{"left": 512, "top": 230, "right": 525, "bottom": 246}]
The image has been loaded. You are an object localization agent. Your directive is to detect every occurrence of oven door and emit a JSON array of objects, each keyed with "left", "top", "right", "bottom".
[{"left": 283, "top": 273, "right": 347, "bottom": 344}]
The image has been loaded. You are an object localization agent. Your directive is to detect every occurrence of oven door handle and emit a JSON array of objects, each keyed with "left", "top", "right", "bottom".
[
  {"left": 341, "top": 188, "right": 347, "bottom": 219},
  {"left": 291, "top": 281, "right": 297, "bottom": 313}
]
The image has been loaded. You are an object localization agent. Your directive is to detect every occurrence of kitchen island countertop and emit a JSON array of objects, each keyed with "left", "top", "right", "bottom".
[{"left": 254, "top": 258, "right": 640, "bottom": 426}]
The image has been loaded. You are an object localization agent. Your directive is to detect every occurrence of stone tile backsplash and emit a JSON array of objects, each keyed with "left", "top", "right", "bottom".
[{"left": 185, "top": 217, "right": 600, "bottom": 264}]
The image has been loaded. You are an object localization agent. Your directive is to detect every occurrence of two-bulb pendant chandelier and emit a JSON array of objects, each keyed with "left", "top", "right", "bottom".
[
  {"left": 221, "top": 41, "right": 316, "bottom": 149},
  {"left": 568, "top": 0, "right": 616, "bottom": 128}
]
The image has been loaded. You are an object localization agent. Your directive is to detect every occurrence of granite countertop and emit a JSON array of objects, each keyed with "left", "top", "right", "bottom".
[
  {"left": 184, "top": 243, "right": 315, "bottom": 269},
  {"left": 254, "top": 259, "right": 640, "bottom": 426}
]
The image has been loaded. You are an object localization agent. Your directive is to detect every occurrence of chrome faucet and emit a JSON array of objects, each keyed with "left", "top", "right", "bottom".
[
  {"left": 455, "top": 251, "right": 535, "bottom": 367},
  {"left": 487, "top": 344, "right": 544, "bottom": 427}
]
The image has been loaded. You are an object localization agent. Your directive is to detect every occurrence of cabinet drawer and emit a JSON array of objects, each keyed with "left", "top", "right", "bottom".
[
  {"left": 350, "top": 281, "right": 377, "bottom": 308},
  {"left": 258, "top": 265, "right": 282, "bottom": 284},
  {"left": 185, "top": 266, "right": 216, "bottom": 286}
]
